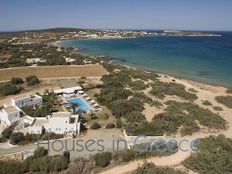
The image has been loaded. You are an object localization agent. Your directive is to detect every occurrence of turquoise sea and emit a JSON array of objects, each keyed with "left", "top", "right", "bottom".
[{"left": 61, "top": 32, "right": 232, "bottom": 87}]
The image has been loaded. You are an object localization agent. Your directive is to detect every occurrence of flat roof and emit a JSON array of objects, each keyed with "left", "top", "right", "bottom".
[
  {"left": 33, "top": 119, "right": 48, "bottom": 126},
  {"left": 54, "top": 86, "right": 82, "bottom": 94},
  {"left": 52, "top": 112, "right": 71, "bottom": 118},
  {"left": 3, "top": 106, "right": 19, "bottom": 114},
  {"left": 12, "top": 95, "right": 30, "bottom": 101}
]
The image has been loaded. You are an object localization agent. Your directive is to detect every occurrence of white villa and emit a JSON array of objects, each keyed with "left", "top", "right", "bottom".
[
  {"left": 28, "top": 112, "right": 81, "bottom": 135},
  {"left": 0, "top": 84, "right": 99, "bottom": 136},
  {"left": 11, "top": 95, "right": 43, "bottom": 108},
  {"left": 26, "top": 58, "right": 46, "bottom": 64},
  {"left": 54, "top": 86, "right": 83, "bottom": 96},
  {"left": 0, "top": 106, "right": 20, "bottom": 126},
  {"left": 0, "top": 95, "right": 42, "bottom": 127}
]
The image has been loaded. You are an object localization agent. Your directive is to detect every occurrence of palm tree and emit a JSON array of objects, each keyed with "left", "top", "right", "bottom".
[{"left": 71, "top": 103, "right": 80, "bottom": 114}]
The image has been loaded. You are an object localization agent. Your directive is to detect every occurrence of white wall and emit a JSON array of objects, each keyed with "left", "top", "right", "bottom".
[
  {"left": 12, "top": 96, "right": 42, "bottom": 108},
  {"left": 0, "top": 110, "right": 20, "bottom": 126}
]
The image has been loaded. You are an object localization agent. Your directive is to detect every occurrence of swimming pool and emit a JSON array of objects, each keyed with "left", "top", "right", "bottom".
[{"left": 68, "top": 98, "right": 91, "bottom": 112}]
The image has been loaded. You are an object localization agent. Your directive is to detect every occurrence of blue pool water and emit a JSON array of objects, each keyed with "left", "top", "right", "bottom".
[{"left": 68, "top": 98, "right": 91, "bottom": 112}]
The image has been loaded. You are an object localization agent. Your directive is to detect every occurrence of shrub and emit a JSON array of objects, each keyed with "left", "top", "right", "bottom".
[
  {"left": 90, "top": 122, "right": 101, "bottom": 129},
  {"left": 65, "top": 157, "right": 95, "bottom": 174},
  {"left": 10, "top": 132, "right": 25, "bottom": 145},
  {"left": 25, "top": 75, "right": 40, "bottom": 86},
  {"left": 33, "top": 147, "right": 48, "bottom": 158},
  {"left": 116, "top": 118, "right": 122, "bottom": 128},
  {"left": 121, "top": 149, "right": 135, "bottom": 162},
  {"left": 1, "top": 127, "right": 13, "bottom": 139},
  {"left": 126, "top": 101, "right": 226, "bottom": 136},
  {"left": 0, "top": 83, "right": 23, "bottom": 96},
  {"left": 10, "top": 77, "right": 24, "bottom": 85},
  {"left": 215, "top": 95, "right": 232, "bottom": 108},
  {"left": 202, "top": 100, "right": 212, "bottom": 106},
  {"left": 105, "top": 123, "right": 115, "bottom": 129},
  {"left": 183, "top": 135, "right": 232, "bottom": 174},
  {"left": 213, "top": 106, "right": 223, "bottom": 111},
  {"left": 94, "top": 152, "right": 112, "bottom": 167},
  {"left": 226, "top": 88, "right": 232, "bottom": 94},
  {"left": 128, "top": 80, "right": 146, "bottom": 91},
  {"left": 188, "top": 88, "right": 198, "bottom": 93},
  {"left": 0, "top": 160, "right": 23, "bottom": 174},
  {"left": 150, "top": 81, "right": 197, "bottom": 101},
  {"left": 133, "top": 162, "right": 185, "bottom": 174},
  {"left": 97, "top": 113, "right": 109, "bottom": 120}
]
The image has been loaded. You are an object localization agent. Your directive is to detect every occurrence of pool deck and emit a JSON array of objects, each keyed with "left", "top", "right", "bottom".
[{"left": 65, "top": 94, "right": 101, "bottom": 113}]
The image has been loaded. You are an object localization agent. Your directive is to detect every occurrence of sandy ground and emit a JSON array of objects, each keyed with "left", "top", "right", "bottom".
[
  {"left": 0, "top": 64, "right": 108, "bottom": 81},
  {"left": 100, "top": 151, "right": 191, "bottom": 174},
  {"left": 0, "top": 64, "right": 232, "bottom": 173},
  {"left": 100, "top": 75, "right": 232, "bottom": 174}
]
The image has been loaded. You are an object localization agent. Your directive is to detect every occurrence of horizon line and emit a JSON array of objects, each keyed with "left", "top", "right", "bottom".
[{"left": 0, "top": 27, "right": 232, "bottom": 33}]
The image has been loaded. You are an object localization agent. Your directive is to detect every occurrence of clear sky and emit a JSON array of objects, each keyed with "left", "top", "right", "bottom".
[{"left": 1, "top": 0, "right": 232, "bottom": 31}]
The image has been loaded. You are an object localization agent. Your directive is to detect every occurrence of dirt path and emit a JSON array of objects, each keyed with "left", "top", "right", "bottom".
[{"left": 100, "top": 151, "right": 191, "bottom": 174}]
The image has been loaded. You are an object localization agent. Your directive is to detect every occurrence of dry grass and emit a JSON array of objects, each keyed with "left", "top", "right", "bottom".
[
  {"left": 0, "top": 38, "right": 6, "bottom": 43},
  {"left": 0, "top": 64, "right": 108, "bottom": 81}
]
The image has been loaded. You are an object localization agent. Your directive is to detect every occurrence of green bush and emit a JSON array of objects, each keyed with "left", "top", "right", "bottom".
[
  {"left": 10, "top": 132, "right": 25, "bottom": 145},
  {"left": 202, "top": 100, "right": 212, "bottom": 106},
  {"left": 215, "top": 95, "right": 232, "bottom": 108},
  {"left": 128, "top": 80, "right": 147, "bottom": 91},
  {"left": 33, "top": 147, "right": 48, "bottom": 158},
  {"left": 90, "top": 122, "right": 101, "bottom": 129},
  {"left": 133, "top": 162, "right": 185, "bottom": 174},
  {"left": 116, "top": 118, "right": 122, "bottom": 128},
  {"left": 0, "top": 160, "right": 23, "bottom": 174},
  {"left": 183, "top": 135, "right": 232, "bottom": 174},
  {"left": 25, "top": 75, "right": 40, "bottom": 86},
  {"left": 94, "top": 152, "right": 112, "bottom": 167},
  {"left": 97, "top": 113, "right": 109, "bottom": 120},
  {"left": 188, "top": 88, "right": 198, "bottom": 93},
  {"left": 0, "top": 83, "right": 23, "bottom": 96},
  {"left": 1, "top": 127, "right": 13, "bottom": 139},
  {"left": 126, "top": 101, "right": 226, "bottom": 136},
  {"left": 121, "top": 149, "right": 135, "bottom": 162},
  {"left": 10, "top": 77, "right": 24, "bottom": 85},
  {"left": 105, "top": 123, "right": 115, "bottom": 129},
  {"left": 213, "top": 106, "right": 223, "bottom": 111},
  {"left": 150, "top": 81, "right": 197, "bottom": 101}
]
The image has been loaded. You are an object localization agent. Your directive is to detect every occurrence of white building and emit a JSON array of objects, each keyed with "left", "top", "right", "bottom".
[
  {"left": 26, "top": 58, "right": 46, "bottom": 64},
  {"left": 54, "top": 86, "right": 82, "bottom": 95},
  {"left": 28, "top": 112, "right": 81, "bottom": 135},
  {"left": 11, "top": 95, "right": 43, "bottom": 108},
  {"left": 0, "top": 106, "right": 20, "bottom": 126},
  {"left": 65, "top": 58, "right": 76, "bottom": 63},
  {"left": 46, "top": 112, "right": 80, "bottom": 134}
]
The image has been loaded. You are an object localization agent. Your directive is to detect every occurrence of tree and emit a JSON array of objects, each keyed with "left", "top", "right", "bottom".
[
  {"left": 94, "top": 152, "right": 112, "bottom": 167},
  {"left": 90, "top": 122, "right": 101, "bottom": 129},
  {"left": 0, "top": 83, "right": 23, "bottom": 96},
  {"left": 71, "top": 103, "right": 79, "bottom": 114},
  {"left": 1, "top": 127, "right": 13, "bottom": 139},
  {"left": 34, "top": 147, "right": 48, "bottom": 158},
  {"left": 10, "top": 77, "right": 24, "bottom": 85},
  {"left": 105, "top": 123, "right": 115, "bottom": 129},
  {"left": 25, "top": 75, "right": 40, "bottom": 86},
  {"left": 10, "top": 132, "right": 25, "bottom": 145},
  {"left": 133, "top": 162, "right": 185, "bottom": 174},
  {"left": 116, "top": 118, "right": 122, "bottom": 128}
]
